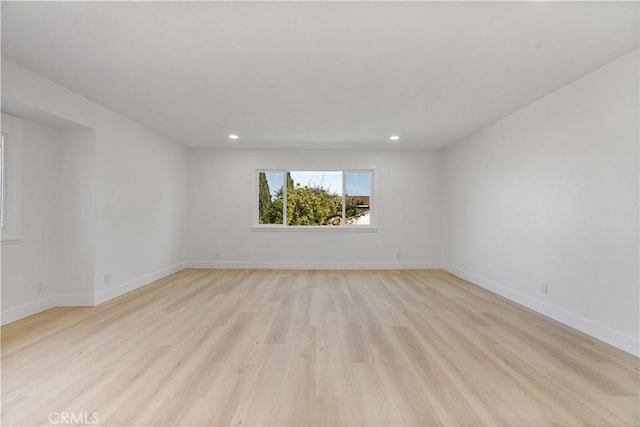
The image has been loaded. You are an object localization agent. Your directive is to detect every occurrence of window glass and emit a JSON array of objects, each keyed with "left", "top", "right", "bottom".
[
  {"left": 256, "top": 169, "right": 373, "bottom": 228},
  {"left": 258, "top": 171, "right": 284, "bottom": 224},
  {"left": 345, "top": 171, "right": 371, "bottom": 225},
  {"left": 288, "top": 171, "right": 342, "bottom": 226},
  {"left": 0, "top": 133, "right": 5, "bottom": 229}
]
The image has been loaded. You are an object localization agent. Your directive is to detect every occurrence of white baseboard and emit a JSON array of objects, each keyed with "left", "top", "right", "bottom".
[
  {"left": 1, "top": 263, "right": 187, "bottom": 324},
  {"left": 57, "top": 294, "right": 96, "bottom": 306},
  {"left": 443, "top": 265, "right": 639, "bottom": 358},
  {"left": 94, "top": 262, "right": 186, "bottom": 305},
  {"left": 186, "top": 260, "right": 441, "bottom": 270},
  {"left": 1, "top": 295, "right": 56, "bottom": 325}
]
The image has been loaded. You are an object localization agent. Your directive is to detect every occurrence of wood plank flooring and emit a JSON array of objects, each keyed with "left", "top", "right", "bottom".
[{"left": 2, "top": 269, "right": 638, "bottom": 426}]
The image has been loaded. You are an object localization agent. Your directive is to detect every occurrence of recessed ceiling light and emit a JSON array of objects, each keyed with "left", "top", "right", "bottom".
[
  {"left": 389, "top": 135, "right": 400, "bottom": 141},
  {"left": 229, "top": 134, "right": 239, "bottom": 140}
]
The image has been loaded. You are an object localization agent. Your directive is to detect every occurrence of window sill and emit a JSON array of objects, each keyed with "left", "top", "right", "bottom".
[
  {"left": 1, "top": 236, "right": 23, "bottom": 245},
  {"left": 251, "top": 225, "right": 377, "bottom": 232}
]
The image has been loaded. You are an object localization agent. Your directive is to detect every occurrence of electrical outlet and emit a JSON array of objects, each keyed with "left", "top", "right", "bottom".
[
  {"left": 104, "top": 274, "right": 110, "bottom": 285},
  {"left": 396, "top": 252, "right": 401, "bottom": 260},
  {"left": 540, "top": 283, "right": 548, "bottom": 295},
  {"left": 215, "top": 252, "right": 221, "bottom": 260},
  {"left": 35, "top": 282, "right": 44, "bottom": 294}
]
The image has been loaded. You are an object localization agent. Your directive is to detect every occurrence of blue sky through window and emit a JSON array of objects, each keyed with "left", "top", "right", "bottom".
[
  {"left": 263, "top": 171, "right": 283, "bottom": 199},
  {"left": 291, "top": 171, "right": 342, "bottom": 195},
  {"left": 345, "top": 172, "right": 370, "bottom": 197},
  {"left": 263, "top": 170, "right": 371, "bottom": 198}
]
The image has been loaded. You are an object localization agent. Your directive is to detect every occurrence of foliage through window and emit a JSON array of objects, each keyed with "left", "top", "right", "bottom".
[{"left": 257, "top": 170, "right": 372, "bottom": 227}]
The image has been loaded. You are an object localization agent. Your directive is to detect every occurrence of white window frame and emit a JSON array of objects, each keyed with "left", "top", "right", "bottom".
[
  {"left": 1, "top": 132, "right": 6, "bottom": 229},
  {"left": 252, "top": 169, "right": 376, "bottom": 232},
  {"left": 1, "top": 113, "right": 23, "bottom": 243}
]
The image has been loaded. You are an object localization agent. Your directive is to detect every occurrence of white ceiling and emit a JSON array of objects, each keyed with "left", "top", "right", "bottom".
[{"left": 2, "top": 1, "right": 638, "bottom": 149}]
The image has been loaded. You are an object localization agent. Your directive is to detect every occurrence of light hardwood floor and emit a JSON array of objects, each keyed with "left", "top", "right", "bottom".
[{"left": 2, "top": 269, "right": 638, "bottom": 426}]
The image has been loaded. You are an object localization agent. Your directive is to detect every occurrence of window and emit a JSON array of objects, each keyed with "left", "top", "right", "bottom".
[
  {"left": 1, "top": 113, "right": 22, "bottom": 242},
  {"left": 256, "top": 170, "right": 373, "bottom": 228},
  {"left": 0, "top": 133, "right": 5, "bottom": 229}
]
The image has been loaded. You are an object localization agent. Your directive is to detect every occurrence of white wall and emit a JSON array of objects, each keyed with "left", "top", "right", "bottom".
[
  {"left": 442, "top": 50, "right": 639, "bottom": 355},
  {"left": 188, "top": 149, "right": 442, "bottom": 268},
  {"left": 93, "top": 121, "right": 188, "bottom": 303},
  {"left": 1, "top": 118, "right": 61, "bottom": 320},
  {"left": 1, "top": 59, "right": 188, "bottom": 320},
  {"left": 1, "top": 120, "right": 99, "bottom": 320},
  {"left": 57, "top": 129, "right": 96, "bottom": 303}
]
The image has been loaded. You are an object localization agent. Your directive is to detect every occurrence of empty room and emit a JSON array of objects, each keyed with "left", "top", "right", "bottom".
[{"left": 1, "top": 1, "right": 638, "bottom": 426}]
